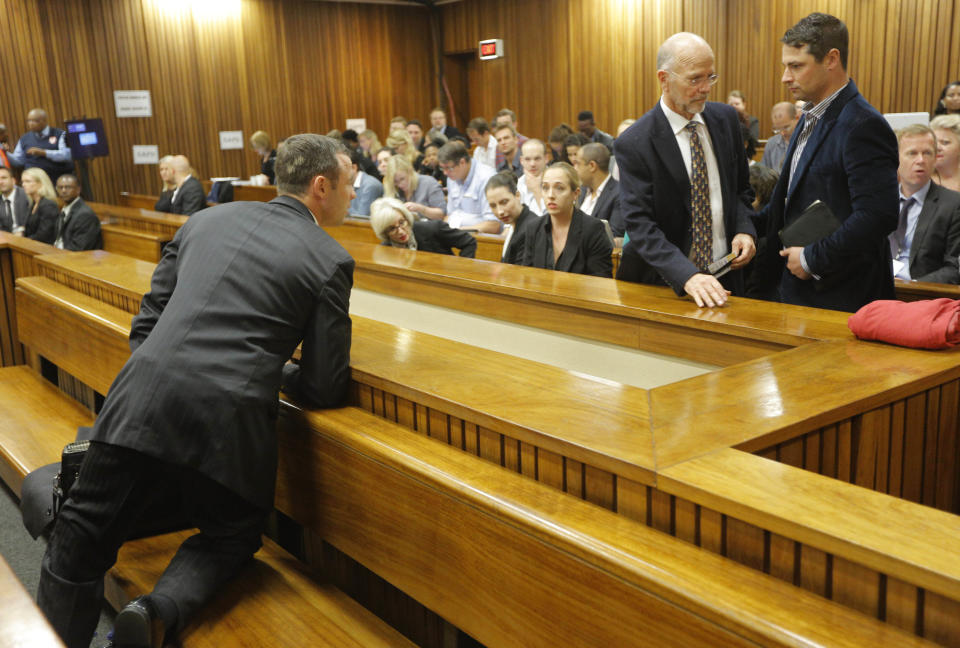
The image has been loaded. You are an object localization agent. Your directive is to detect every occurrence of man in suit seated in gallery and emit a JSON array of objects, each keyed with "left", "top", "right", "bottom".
[
  {"left": 890, "top": 124, "right": 960, "bottom": 284},
  {"left": 54, "top": 174, "right": 102, "bottom": 251},
  {"left": 0, "top": 166, "right": 31, "bottom": 234},
  {"left": 36, "top": 134, "right": 356, "bottom": 648},
  {"left": 169, "top": 155, "right": 207, "bottom": 216},
  {"left": 573, "top": 143, "right": 624, "bottom": 238},
  {"left": 615, "top": 32, "right": 756, "bottom": 307}
]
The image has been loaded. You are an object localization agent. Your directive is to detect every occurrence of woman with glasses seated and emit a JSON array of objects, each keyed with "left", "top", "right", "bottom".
[
  {"left": 370, "top": 197, "right": 476, "bottom": 258},
  {"left": 382, "top": 156, "right": 446, "bottom": 220},
  {"left": 521, "top": 163, "right": 612, "bottom": 277}
]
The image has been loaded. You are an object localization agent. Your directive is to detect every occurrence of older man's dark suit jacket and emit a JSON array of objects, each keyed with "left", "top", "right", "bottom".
[
  {"left": 908, "top": 182, "right": 960, "bottom": 284},
  {"left": 58, "top": 198, "right": 102, "bottom": 251},
  {"left": 577, "top": 177, "right": 624, "bottom": 237},
  {"left": 754, "top": 80, "right": 899, "bottom": 312},
  {"left": 171, "top": 176, "right": 207, "bottom": 216},
  {"left": 91, "top": 196, "right": 354, "bottom": 509},
  {"left": 614, "top": 101, "right": 756, "bottom": 295}
]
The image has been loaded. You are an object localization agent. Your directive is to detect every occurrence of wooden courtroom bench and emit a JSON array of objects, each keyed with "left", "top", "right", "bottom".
[
  {"left": 896, "top": 278, "right": 960, "bottom": 302},
  {"left": 0, "top": 552, "right": 65, "bottom": 647},
  {"left": 1, "top": 276, "right": 415, "bottom": 648},
  {"left": 19, "top": 250, "right": 960, "bottom": 644},
  {"left": 100, "top": 224, "right": 169, "bottom": 262},
  {"left": 7, "top": 270, "right": 935, "bottom": 647}
]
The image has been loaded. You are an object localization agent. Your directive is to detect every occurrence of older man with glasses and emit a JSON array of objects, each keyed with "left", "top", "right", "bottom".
[{"left": 615, "top": 31, "right": 757, "bottom": 308}]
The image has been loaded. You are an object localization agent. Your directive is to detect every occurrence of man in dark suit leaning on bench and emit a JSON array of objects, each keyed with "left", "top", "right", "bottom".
[
  {"left": 54, "top": 174, "right": 102, "bottom": 251},
  {"left": 37, "top": 134, "right": 356, "bottom": 648}
]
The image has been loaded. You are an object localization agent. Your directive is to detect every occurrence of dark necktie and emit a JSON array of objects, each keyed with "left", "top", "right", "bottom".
[
  {"left": 889, "top": 196, "right": 914, "bottom": 259},
  {"left": 0, "top": 198, "right": 9, "bottom": 230},
  {"left": 686, "top": 121, "right": 712, "bottom": 271},
  {"left": 56, "top": 210, "right": 66, "bottom": 240}
]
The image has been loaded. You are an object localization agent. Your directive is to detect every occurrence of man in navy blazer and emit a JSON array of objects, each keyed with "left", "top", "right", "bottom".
[
  {"left": 615, "top": 32, "right": 756, "bottom": 307},
  {"left": 754, "top": 13, "right": 898, "bottom": 312}
]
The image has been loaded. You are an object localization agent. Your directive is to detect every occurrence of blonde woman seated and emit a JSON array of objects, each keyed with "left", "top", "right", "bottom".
[
  {"left": 19, "top": 167, "right": 59, "bottom": 243},
  {"left": 385, "top": 129, "right": 424, "bottom": 172},
  {"left": 383, "top": 156, "right": 446, "bottom": 220},
  {"left": 932, "top": 114, "right": 960, "bottom": 192},
  {"left": 370, "top": 197, "right": 476, "bottom": 258},
  {"left": 521, "top": 162, "right": 612, "bottom": 277},
  {"left": 358, "top": 129, "right": 382, "bottom": 161},
  {"left": 153, "top": 155, "right": 176, "bottom": 212}
]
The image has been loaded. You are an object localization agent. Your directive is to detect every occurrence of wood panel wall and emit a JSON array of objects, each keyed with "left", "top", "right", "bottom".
[
  {"left": 0, "top": 0, "right": 435, "bottom": 201},
  {"left": 441, "top": 0, "right": 960, "bottom": 145}
]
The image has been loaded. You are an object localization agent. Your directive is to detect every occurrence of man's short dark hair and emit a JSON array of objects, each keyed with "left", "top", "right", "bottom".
[
  {"left": 782, "top": 12, "right": 848, "bottom": 69},
  {"left": 564, "top": 133, "right": 590, "bottom": 148},
  {"left": 437, "top": 141, "right": 470, "bottom": 165},
  {"left": 0, "top": 166, "right": 12, "bottom": 177},
  {"left": 348, "top": 147, "right": 365, "bottom": 167},
  {"left": 342, "top": 129, "right": 359, "bottom": 143},
  {"left": 578, "top": 143, "right": 611, "bottom": 172},
  {"left": 58, "top": 173, "right": 79, "bottom": 185},
  {"left": 577, "top": 110, "right": 594, "bottom": 122},
  {"left": 493, "top": 123, "right": 517, "bottom": 137},
  {"left": 495, "top": 108, "right": 517, "bottom": 122},
  {"left": 467, "top": 118, "right": 489, "bottom": 134},
  {"left": 407, "top": 119, "right": 423, "bottom": 129},
  {"left": 276, "top": 134, "right": 346, "bottom": 195}
]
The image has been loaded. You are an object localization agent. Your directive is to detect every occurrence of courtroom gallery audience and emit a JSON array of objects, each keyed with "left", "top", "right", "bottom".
[
  {"left": 931, "top": 114, "right": 960, "bottom": 192},
  {"left": 18, "top": 167, "right": 58, "bottom": 244},
  {"left": 760, "top": 102, "right": 799, "bottom": 172},
  {"left": 466, "top": 118, "right": 498, "bottom": 169},
  {"left": 406, "top": 119, "right": 426, "bottom": 152},
  {"left": 370, "top": 197, "right": 476, "bottom": 257},
  {"left": 576, "top": 110, "right": 615, "bottom": 151},
  {"left": 437, "top": 141, "right": 500, "bottom": 233},
  {"left": 494, "top": 124, "right": 523, "bottom": 177},
  {"left": 727, "top": 90, "right": 760, "bottom": 142},
  {"left": 521, "top": 162, "right": 612, "bottom": 277},
  {"left": 348, "top": 148, "right": 383, "bottom": 217},
  {"left": 518, "top": 138, "right": 547, "bottom": 215},
  {"left": 933, "top": 81, "right": 960, "bottom": 116},
  {"left": 547, "top": 123, "right": 574, "bottom": 163},
  {"left": 54, "top": 173, "right": 102, "bottom": 251},
  {"left": 9, "top": 108, "right": 74, "bottom": 184},
  {"left": 0, "top": 166, "right": 31, "bottom": 236},
  {"left": 573, "top": 142, "right": 624, "bottom": 237},
  {"left": 427, "top": 107, "right": 464, "bottom": 142},
  {"left": 154, "top": 155, "right": 177, "bottom": 212},
  {"left": 248, "top": 130, "right": 277, "bottom": 184},
  {"left": 358, "top": 129, "right": 382, "bottom": 161},
  {"left": 383, "top": 155, "right": 446, "bottom": 220},
  {"left": 562, "top": 133, "right": 589, "bottom": 164},
  {"left": 485, "top": 171, "right": 539, "bottom": 265},
  {"left": 890, "top": 124, "right": 960, "bottom": 284},
  {"left": 386, "top": 129, "right": 424, "bottom": 172},
  {"left": 169, "top": 155, "right": 207, "bottom": 216}
]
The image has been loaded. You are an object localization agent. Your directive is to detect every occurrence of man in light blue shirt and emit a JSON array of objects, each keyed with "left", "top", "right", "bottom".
[
  {"left": 759, "top": 102, "right": 798, "bottom": 173},
  {"left": 437, "top": 141, "right": 500, "bottom": 233},
  {"left": 9, "top": 108, "right": 74, "bottom": 183}
]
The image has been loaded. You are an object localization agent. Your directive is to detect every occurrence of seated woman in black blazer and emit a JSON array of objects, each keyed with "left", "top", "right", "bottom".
[
  {"left": 19, "top": 168, "right": 58, "bottom": 244},
  {"left": 521, "top": 162, "right": 612, "bottom": 278},
  {"left": 370, "top": 197, "right": 476, "bottom": 258},
  {"left": 484, "top": 171, "right": 539, "bottom": 265}
]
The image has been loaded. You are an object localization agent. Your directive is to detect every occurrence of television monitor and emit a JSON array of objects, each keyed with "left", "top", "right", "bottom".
[{"left": 64, "top": 118, "right": 109, "bottom": 159}]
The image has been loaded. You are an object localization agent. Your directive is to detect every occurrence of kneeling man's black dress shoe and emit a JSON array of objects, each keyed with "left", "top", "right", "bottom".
[{"left": 112, "top": 596, "right": 166, "bottom": 648}]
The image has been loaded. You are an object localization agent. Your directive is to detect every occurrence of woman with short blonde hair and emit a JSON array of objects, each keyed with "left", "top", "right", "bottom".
[
  {"left": 249, "top": 130, "right": 277, "bottom": 184},
  {"left": 382, "top": 156, "right": 445, "bottom": 220},
  {"left": 370, "top": 197, "right": 475, "bottom": 257},
  {"left": 931, "top": 114, "right": 960, "bottom": 192}
]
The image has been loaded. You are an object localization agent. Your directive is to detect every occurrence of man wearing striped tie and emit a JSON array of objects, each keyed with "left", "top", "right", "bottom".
[{"left": 615, "top": 32, "right": 757, "bottom": 308}]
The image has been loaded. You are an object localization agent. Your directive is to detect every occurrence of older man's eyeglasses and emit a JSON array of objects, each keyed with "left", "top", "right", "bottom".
[{"left": 666, "top": 70, "right": 720, "bottom": 88}]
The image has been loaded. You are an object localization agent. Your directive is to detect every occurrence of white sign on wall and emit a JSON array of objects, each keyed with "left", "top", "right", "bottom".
[
  {"left": 132, "top": 145, "right": 159, "bottom": 165},
  {"left": 346, "top": 118, "right": 367, "bottom": 133},
  {"left": 114, "top": 91, "right": 153, "bottom": 118},
  {"left": 219, "top": 130, "right": 244, "bottom": 150}
]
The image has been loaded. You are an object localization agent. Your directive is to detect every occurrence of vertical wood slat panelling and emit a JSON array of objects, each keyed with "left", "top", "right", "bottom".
[
  {"left": 0, "top": 0, "right": 435, "bottom": 203},
  {"left": 754, "top": 380, "right": 960, "bottom": 515},
  {"left": 439, "top": 0, "right": 960, "bottom": 149}
]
